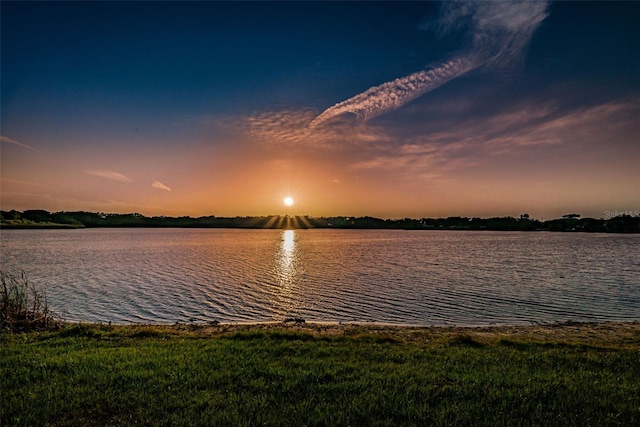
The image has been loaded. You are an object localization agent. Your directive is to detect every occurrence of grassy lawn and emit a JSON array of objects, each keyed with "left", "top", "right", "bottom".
[{"left": 2, "top": 322, "right": 639, "bottom": 426}]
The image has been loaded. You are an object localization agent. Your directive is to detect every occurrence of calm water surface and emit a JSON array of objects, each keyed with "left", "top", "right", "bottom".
[{"left": 1, "top": 228, "right": 638, "bottom": 326}]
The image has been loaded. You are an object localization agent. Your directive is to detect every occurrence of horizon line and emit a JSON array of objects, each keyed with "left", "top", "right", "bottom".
[{"left": 2, "top": 208, "right": 638, "bottom": 222}]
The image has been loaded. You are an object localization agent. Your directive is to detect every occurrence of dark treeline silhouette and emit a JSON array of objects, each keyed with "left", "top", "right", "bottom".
[{"left": 1, "top": 210, "right": 639, "bottom": 233}]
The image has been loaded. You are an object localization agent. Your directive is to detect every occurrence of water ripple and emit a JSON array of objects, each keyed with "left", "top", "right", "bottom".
[{"left": 1, "top": 228, "right": 639, "bottom": 325}]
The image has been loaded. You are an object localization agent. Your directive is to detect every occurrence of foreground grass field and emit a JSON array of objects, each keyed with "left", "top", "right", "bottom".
[{"left": 2, "top": 322, "right": 639, "bottom": 426}]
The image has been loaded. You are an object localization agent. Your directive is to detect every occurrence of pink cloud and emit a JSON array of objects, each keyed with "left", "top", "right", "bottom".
[
  {"left": 152, "top": 181, "right": 172, "bottom": 192},
  {"left": 83, "top": 169, "right": 132, "bottom": 183}
]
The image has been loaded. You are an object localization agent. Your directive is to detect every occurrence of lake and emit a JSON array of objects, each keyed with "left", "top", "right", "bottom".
[{"left": 1, "top": 228, "right": 638, "bottom": 326}]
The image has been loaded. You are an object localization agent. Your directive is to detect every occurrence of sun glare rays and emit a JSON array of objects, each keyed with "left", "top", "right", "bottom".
[{"left": 262, "top": 215, "right": 313, "bottom": 229}]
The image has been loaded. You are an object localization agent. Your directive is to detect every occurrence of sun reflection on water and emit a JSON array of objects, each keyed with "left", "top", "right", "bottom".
[
  {"left": 276, "top": 229, "right": 301, "bottom": 316},
  {"left": 282, "top": 229, "right": 295, "bottom": 264}
]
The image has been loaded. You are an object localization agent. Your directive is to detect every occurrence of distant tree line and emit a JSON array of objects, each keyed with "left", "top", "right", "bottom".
[{"left": 1, "top": 210, "right": 639, "bottom": 233}]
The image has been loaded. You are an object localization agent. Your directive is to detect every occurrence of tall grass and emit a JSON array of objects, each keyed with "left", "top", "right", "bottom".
[{"left": 0, "top": 271, "right": 57, "bottom": 332}]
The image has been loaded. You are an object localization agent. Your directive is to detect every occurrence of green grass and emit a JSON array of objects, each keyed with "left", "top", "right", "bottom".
[{"left": 2, "top": 323, "right": 639, "bottom": 426}]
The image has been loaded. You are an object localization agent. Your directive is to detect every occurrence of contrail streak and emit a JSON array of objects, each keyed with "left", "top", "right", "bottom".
[
  {"left": 0, "top": 135, "right": 36, "bottom": 150},
  {"left": 310, "top": 57, "right": 478, "bottom": 128},
  {"left": 310, "top": 1, "right": 549, "bottom": 128}
]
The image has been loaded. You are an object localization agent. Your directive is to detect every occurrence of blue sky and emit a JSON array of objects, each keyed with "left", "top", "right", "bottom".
[{"left": 1, "top": 1, "right": 638, "bottom": 218}]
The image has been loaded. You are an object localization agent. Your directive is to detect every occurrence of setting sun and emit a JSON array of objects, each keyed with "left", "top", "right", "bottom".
[{"left": 284, "top": 197, "right": 294, "bottom": 207}]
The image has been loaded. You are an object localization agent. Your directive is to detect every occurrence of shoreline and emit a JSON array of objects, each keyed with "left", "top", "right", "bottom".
[
  {"left": 52, "top": 320, "right": 640, "bottom": 346},
  {"left": 3, "top": 225, "right": 639, "bottom": 233}
]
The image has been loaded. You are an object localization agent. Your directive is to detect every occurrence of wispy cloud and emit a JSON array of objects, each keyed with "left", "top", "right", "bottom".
[
  {"left": 0, "top": 177, "right": 48, "bottom": 187},
  {"left": 348, "top": 97, "right": 640, "bottom": 178},
  {"left": 311, "top": 1, "right": 549, "bottom": 127},
  {"left": 239, "top": 109, "right": 391, "bottom": 149},
  {"left": 152, "top": 181, "right": 172, "bottom": 192},
  {"left": 483, "top": 98, "right": 640, "bottom": 153},
  {"left": 83, "top": 169, "right": 132, "bottom": 183},
  {"left": 435, "top": 0, "right": 550, "bottom": 68},
  {"left": 0, "top": 135, "right": 36, "bottom": 151}
]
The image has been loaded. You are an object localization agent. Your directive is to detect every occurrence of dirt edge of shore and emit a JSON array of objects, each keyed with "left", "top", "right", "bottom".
[{"left": 95, "top": 320, "right": 640, "bottom": 347}]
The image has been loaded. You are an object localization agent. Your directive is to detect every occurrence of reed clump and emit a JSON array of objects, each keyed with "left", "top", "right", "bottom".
[{"left": 0, "top": 271, "right": 58, "bottom": 332}]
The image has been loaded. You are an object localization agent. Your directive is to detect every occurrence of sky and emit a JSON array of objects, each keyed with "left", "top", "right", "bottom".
[{"left": 1, "top": 1, "right": 638, "bottom": 219}]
